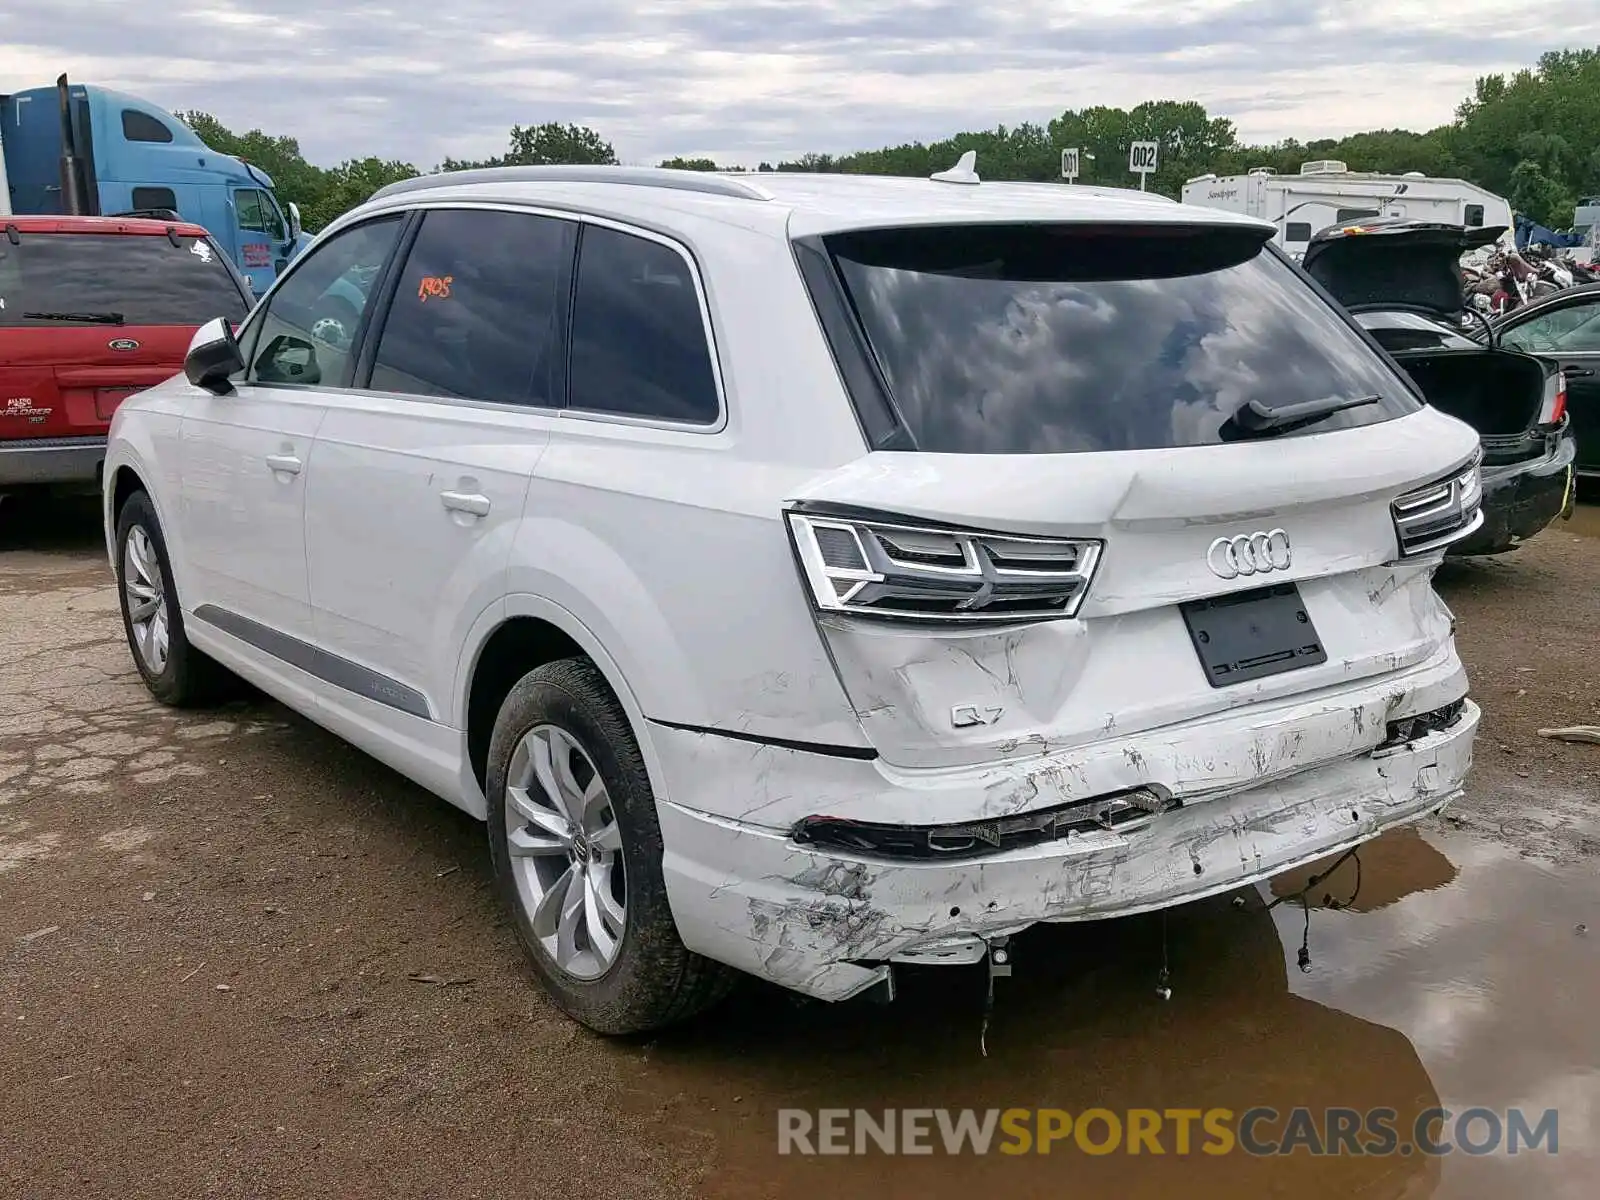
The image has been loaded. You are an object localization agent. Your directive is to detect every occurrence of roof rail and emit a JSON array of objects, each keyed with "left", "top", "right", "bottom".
[{"left": 369, "top": 165, "right": 774, "bottom": 203}]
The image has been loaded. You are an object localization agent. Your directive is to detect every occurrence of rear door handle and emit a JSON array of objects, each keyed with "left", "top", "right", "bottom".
[
  {"left": 1565, "top": 367, "right": 1595, "bottom": 378},
  {"left": 440, "top": 491, "right": 491, "bottom": 517},
  {"left": 265, "top": 453, "right": 302, "bottom": 475}
]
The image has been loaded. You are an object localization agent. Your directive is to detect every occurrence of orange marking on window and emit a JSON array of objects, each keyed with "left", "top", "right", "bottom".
[{"left": 418, "top": 275, "right": 453, "bottom": 302}]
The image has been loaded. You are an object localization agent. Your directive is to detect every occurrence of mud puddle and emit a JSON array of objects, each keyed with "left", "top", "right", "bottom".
[
  {"left": 1565, "top": 499, "right": 1600, "bottom": 540},
  {"left": 627, "top": 825, "right": 1599, "bottom": 1199}
]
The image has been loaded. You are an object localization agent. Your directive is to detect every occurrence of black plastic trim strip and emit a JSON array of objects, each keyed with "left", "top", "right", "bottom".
[
  {"left": 649, "top": 717, "right": 878, "bottom": 761},
  {"left": 791, "top": 237, "right": 913, "bottom": 451},
  {"left": 192, "top": 604, "right": 432, "bottom": 720}
]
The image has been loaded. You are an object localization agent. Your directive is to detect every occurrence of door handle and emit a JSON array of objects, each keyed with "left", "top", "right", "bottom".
[
  {"left": 265, "top": 453, "right": 302, "bottom": 475},
  {"left": 1564, "top": 367, "right": 1595, "bottom": 378},
  {"left": 440, "top": 491, "right": 491, "bottom": 517}
]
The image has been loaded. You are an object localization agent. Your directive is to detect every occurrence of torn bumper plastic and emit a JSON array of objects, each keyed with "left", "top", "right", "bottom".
[{"left": 655, "top": 674, "right": 1478, "bottom": 1002}]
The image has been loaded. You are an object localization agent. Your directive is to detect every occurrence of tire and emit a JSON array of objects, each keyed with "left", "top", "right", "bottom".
[
  {"left": 486, "top": 658, "right": 734, "bottom": 1034},
  {"left": 309, "top": 297, "right": 361, "bottom": 352},
  {"left": 114, "top": 490, "right": 233, "bottom": 707}
]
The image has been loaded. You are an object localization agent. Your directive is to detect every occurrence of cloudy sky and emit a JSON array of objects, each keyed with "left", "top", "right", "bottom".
[{"left": 5, "top": 1, "right": 1600, "bottom": 169}]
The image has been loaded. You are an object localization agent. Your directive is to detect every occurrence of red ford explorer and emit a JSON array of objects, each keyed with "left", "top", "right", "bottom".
[{"left": 0, "top": 214, "right": 253, "bottom": 494}]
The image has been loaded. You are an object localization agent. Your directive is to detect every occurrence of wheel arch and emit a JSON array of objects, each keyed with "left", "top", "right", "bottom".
[
  {"left": 456, "top": 596, "right": 670, "bottom": 811},
  {"left": 104, "top": 456, "right": 171, "bottom": 575}
]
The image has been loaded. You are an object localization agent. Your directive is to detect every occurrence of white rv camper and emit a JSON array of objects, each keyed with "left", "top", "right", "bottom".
[{"left": 1180, "top": 161, "right": 1514, "bottom": 256}]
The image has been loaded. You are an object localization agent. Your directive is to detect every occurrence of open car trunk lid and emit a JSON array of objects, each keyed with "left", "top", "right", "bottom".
[
  {"left": 1304, "top": 219, "right": 1555, "bottom": 448},
  {"left": 789, "top": 219, "right": 1481, "bottom": 770},
  {"left": 1301, "top": 217, "right": 1506, "bottom": 318}
]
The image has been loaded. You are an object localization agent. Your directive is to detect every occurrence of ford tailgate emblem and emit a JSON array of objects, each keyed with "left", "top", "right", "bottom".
[{"left": 108, "top": 338, "right": 140, "bottom": 352}]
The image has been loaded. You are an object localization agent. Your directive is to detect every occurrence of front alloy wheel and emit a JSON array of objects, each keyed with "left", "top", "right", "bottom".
[
  {"left": 114, "top": 489, "right": 232, "bottom": 707},
  {"left": 122, "top": 525, "right": 170, "bottom": 675}
]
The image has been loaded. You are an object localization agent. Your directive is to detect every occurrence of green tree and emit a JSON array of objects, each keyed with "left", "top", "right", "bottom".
[
  {"left": 304, "top": 158, "right": 420, "bottom": 230},
  {"left": 658, "top": 157, "right": 719, "bottom": 171},
  {"left": 506, "top": 122, "right": 616, "bottom": 166},
  {"left": 1454, "top": 48, "right": 1600, "bottom": 215},
  {"left": 1508, "top": 159, "right": 1570, "bottom": 226}
]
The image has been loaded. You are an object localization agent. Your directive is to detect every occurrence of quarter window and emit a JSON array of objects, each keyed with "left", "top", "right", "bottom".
[
  {"left": 122, "top": 109, "right": 174, "bottom": 143},
  {"left": 245, "top": 216, "right": 402, "bottom": 388},
  {"left": 1285, "top": 222, "right": 1313, "bottom": 243},
  {"left": 568, "top": 224, "right": 720, "bottom": 424},
  {"left": 368, "top": 208, "right": 575, "bottom": 406}
]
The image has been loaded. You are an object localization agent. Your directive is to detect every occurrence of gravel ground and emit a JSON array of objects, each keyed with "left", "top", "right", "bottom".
[{"left": 2, "top": 497, "right": 1597, "bottom": 1200}]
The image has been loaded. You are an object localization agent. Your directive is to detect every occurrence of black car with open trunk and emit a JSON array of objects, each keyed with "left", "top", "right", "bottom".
[{"left": 1303, "top": 217, "right": 1576, "bottom": 553}]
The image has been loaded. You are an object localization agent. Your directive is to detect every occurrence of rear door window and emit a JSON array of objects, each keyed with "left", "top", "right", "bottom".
[
  {"left": 567, "top": 224, "right": 720, "bottom": 424},
  {"left": 368, "top": 208, "right": 575, "bottom": 406},
  {"left": 818, "top": 223, "right": 1419, "bottom": 454},
  {"left": 0, "top": 232, "right": 251, "bottom": 328}
]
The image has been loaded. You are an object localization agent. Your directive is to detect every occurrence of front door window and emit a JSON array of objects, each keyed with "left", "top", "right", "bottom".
[{"left": 242, "top": 216, "right": 404, "bottom": 390}]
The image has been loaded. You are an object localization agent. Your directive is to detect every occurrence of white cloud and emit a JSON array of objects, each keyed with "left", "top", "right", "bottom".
[{"left": 5, "top": 0, "right": 1599, "bottom": 167}]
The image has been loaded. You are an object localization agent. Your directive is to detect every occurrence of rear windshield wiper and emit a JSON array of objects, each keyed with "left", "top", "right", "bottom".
[
  {"left": 22, "top": 310, "right": 126, "bottom": 325},
  {"left": 1224, "top": 394, "right": 1381, "bottom": 440}
]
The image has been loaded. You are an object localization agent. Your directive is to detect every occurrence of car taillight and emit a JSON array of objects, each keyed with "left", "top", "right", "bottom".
[
  {"left": 1539, "top": 371, "right": 1568, "bottom": 425},
  {"left": 786, "top": 509, "right": 1104, "bottom": 622},
  {"left": 1390, "top": 453, "right": 1483, "bottom": 557}
]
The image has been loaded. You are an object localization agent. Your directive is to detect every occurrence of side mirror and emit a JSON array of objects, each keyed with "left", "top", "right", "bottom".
[
  {"left": 286, "top": 201, "right": 303, "bottom": 244},
  {"left": 185, "top": 318, "right": 244, "bottom": 395}
]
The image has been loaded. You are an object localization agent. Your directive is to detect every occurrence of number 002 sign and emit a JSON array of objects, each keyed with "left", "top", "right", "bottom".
[{"left": 1128, "top": 141, "right": 1159, "bottom": 173}]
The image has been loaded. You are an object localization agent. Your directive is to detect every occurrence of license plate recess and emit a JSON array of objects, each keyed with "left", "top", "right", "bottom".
[{"left": 1180, "top": 582, "right": 1327, "bottom": 688}]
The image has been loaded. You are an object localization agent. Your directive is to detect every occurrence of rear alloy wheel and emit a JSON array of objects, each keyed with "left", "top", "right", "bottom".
[
  {"left": 114, "top": 490, "right": 232, "bottom": 707},
  {"left": 486, "top": 658, "right": 734, "bottom": 1034},
  {"left": 504, "top": 724, "right": 628, "bottom": 980}
]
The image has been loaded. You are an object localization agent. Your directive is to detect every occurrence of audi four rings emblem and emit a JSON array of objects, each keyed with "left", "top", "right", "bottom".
[{"left": 1207, "top": 529, "right": 1292, "bottom": 579}]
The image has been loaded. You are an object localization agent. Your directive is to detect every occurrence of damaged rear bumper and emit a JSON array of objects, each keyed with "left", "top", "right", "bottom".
[{"left": 656, "top": 692, "right": 1478, "bottom": 1003}]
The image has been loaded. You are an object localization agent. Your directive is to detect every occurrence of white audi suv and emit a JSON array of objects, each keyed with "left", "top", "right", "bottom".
[{"left": 104, "top": 162, "right": 1482, "bottom": 1033}]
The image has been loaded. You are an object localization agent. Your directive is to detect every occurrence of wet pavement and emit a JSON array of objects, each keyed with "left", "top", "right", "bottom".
[{"left": 2, "top": 496, "right": 1598, "bottom": 1199}]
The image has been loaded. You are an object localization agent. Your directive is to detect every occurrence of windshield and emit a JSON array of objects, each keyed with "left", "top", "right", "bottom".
[
  {"left": 820, "top": 223, "right": 1421, "bottom": 454},
  {"left": 0, "top": 232, "right": 251, "bottom": 327}
]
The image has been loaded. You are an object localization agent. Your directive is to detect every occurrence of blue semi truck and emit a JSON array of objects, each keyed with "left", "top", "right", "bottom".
[{"left": 1, "top": 74, "right": 310, "bottom": 294}]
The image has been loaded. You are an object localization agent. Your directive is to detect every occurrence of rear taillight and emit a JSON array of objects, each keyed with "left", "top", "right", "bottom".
[
  {"left": 786, "top": 509, "right": 1103, "bottom": 622},
  {"left": 1539, "top": 370, "right": 1568, "bottom": 425},
  {"left": 1390, "top": 453, "right": 1483, "bottom": 557}
]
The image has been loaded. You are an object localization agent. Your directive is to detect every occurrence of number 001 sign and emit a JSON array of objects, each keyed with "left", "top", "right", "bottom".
[{"left": 1128, "top": 141, "right": 1159, "bottom": 173}]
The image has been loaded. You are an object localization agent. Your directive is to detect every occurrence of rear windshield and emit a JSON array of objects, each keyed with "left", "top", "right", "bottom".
[
  {"left": 820, "top": 223, "right": 1420, "bottom": 454},
  {"left": 0, "top": 232, "right": 250, "bottom": 328}
]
